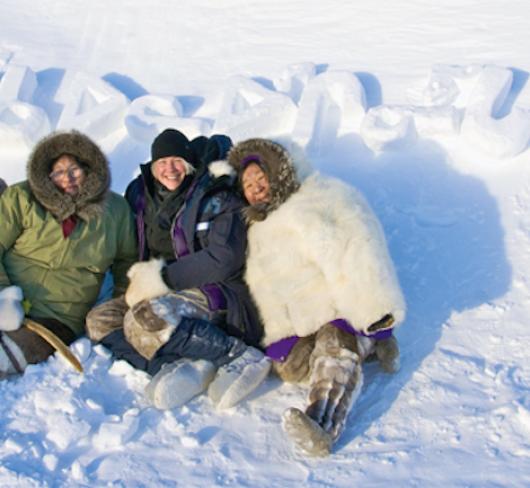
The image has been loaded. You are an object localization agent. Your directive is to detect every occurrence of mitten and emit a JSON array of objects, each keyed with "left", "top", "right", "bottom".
[
  {"left": 125, "top": 259, "right": 171, "bottom": 307},
  {"left": 0, "top": 286, "right": 24, "bottom": 332}
]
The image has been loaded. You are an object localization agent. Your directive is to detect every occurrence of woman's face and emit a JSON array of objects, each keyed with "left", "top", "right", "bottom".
[
  {"left": 242, "top": 163, "right": 271, "bottom": 205},
  {"left": 49, "top": 155, "right": 86, "bottom": 196},
  {"left": 152, "top": 156, "right": 189, "bottom": 191}
]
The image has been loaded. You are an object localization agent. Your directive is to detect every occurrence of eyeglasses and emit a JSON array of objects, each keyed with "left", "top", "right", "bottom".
[{"left": 49, "top": 166, "right": 84, "bottom": 181}]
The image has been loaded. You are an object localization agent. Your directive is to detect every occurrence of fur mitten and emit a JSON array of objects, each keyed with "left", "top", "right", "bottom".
[
  {"left": 125, "top": 259, "right": 171, "bottom": 307},
  {"left": 123, "top": 305, "right": 174, "bottom": 360},
  {"left": 123, "top": 290, "right": 212, "bottom": 360},
  {"left": 0, "top": 286, "right": 25, "bottom": 332}
]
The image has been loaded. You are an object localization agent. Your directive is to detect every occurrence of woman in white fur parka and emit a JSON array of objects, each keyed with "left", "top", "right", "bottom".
[{"left": 226, "top": 138, "right": 406, "bottom": 456}]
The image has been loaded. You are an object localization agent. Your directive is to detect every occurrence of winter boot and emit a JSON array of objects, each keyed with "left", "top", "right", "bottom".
[
  {"left": 282, "top": 349, "right": 363, "bottom": 456},
  {"left": 145, "top": 358, "right": 217, "bottom": 409},
  {"left": 375, "top": 335, "right": 400, "bottom": 373},
  {"left": 208, "top": 346, "right": 271, "bottom": 409},
  {"left": 272, "top": 334, "right": 316, "bottom": 383},
  {"left": 282, "top": 323, "right": 363, "bottom": 456}
]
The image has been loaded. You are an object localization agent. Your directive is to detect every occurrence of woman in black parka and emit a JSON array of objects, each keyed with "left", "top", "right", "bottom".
[{"left": 87, "top": 129, "right": 270, "bottom": 410}]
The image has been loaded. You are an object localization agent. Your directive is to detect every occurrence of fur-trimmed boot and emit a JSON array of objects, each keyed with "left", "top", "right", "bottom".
[
  {"left": 86, "top": 295, "right": 129, "bottom": 342},
  {"left": 282, "top": 323, "right": 363, "bottom": 456},
  {"left": 272, "top": 334, "right": 316, "bottom": 383}
]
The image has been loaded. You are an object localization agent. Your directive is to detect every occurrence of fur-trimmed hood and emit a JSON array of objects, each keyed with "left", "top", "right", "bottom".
[
  {"left": 27, "top": 130, "right": 110, "bottom": 221},
  {"left": 227, "top": 138, "right": 302, "bottom": 222}
]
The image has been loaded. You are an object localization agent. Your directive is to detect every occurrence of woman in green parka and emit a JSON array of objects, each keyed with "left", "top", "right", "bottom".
[{"left": 0, "top": 130, "right": 137, "bottom": 378}]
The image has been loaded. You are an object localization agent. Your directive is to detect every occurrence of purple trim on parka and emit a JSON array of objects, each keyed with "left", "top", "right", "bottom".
[
  {"left": 135, "top": 183, "right": 147, "bottom": 261},
  {"left": 171, "top": 179, "right": 199, "bottom": 259},
  {"left": 200, "top": 283, "right": 227, "bottom": 311},
  {"left": 265, "top": 318, "right": 394, "bottom": 362},
  {"left": 172, "top": 213, "right": 190, "bottom": 259},
  {"left": 330, "top": 318, "right": 393, "bottom": 340},
  {"left": 240, "top": 154, "right": 262, "bottom": 170},
  {"left": 265, "top": 335, "right": 300, "bottom": 362}
]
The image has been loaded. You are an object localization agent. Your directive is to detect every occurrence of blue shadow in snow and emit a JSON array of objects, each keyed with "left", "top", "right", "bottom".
[
  {"left": 309, "top": 132, "right": 511, "bottom": 450},
  {"left": 251, "top": 76, "right": 275, "bottom": 91},
  {"left": 102, "top": 72, "right": 149, "bottom": 101},
  {"left": 355, "top": 71, "right": 383, "bottom": 108},
  {"left": 34, "top": 67, "right": 66, "bottom": 128},
  {"left": 496, "top": 68, "right": 529, "bottom": 118},
  {"left": 177, "top": 95, "right": 206, "bottom": 117}
]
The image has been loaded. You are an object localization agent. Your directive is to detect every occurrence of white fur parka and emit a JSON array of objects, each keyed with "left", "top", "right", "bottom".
[{"left": 228, "top": 139, "right": 406, "bottom": 347}]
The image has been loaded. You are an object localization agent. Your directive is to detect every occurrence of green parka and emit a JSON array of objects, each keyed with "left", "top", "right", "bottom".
[{"left": 0, "top": 131, "right": 137, "bottom": 336}]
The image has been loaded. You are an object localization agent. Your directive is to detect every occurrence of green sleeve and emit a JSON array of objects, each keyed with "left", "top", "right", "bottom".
[
  {"left": 111, "top": 202, "right": 138, "bottom": 297},
  {"left": 0, "top": 186, "right": 25, "bottom": 290}
]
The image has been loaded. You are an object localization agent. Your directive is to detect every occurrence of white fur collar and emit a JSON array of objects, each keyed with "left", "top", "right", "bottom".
[{"left": 208, "top": 160, "right": 236, "bottom": 178}]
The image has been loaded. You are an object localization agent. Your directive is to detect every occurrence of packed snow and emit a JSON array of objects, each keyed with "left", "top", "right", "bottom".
[{"left": 1, "top": 1, "right": 530, "bottom": 486}]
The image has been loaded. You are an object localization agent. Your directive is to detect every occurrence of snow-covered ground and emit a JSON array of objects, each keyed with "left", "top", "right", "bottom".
[{"left": 2, "top": 1, "right": 530, "bottom": 486}]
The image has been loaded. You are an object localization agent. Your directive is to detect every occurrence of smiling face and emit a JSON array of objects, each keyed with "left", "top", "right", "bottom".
[
  {"left": 242, "top": 163, "right": 271, "bottom": 206},
  {"left": 151, "top": 156, "right": 190, "bottom": 191},
  {"left": 49, "top": 155, "right": 86, "bottom": 196}
]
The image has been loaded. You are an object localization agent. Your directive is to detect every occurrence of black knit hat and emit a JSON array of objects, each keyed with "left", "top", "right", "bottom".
[{"left": 151, "top": 129, "right": 193, "bottom": 163}]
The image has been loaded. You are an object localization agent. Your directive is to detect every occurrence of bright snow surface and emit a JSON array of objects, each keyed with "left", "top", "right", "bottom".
[{"left": 1, "top": 1, "right": 530, "bottom": 486}]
